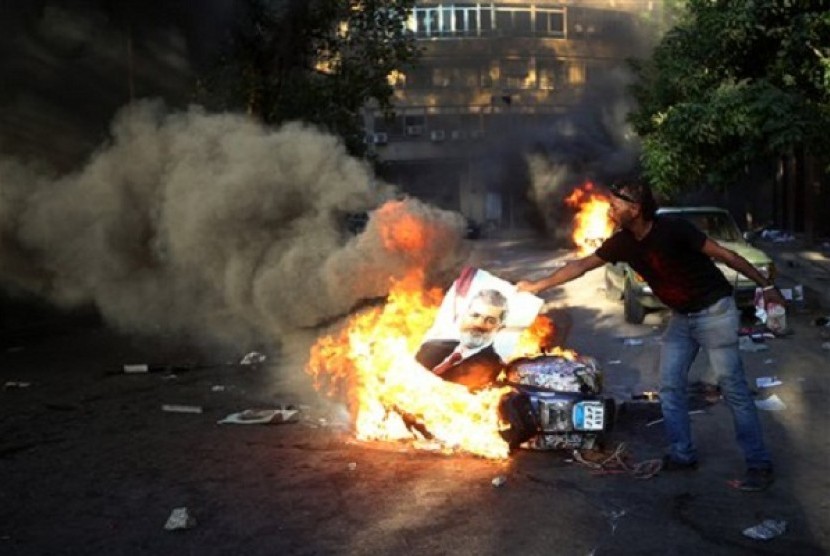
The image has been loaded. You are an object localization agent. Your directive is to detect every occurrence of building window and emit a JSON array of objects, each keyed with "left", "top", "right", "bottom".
[
  {"left": 535, "top": 9, "right": 565, "bottom": 36},
  {"left": 411, "top": 4, "right": 564, "bottom": 38}
]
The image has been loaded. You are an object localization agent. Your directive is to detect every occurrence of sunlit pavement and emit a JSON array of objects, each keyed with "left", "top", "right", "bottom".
[{"left": 472, "top": 236, "right": 830, "bottom": 552}]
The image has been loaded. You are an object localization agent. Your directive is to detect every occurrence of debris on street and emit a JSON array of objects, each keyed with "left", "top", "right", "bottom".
[
  {"left": 742, "top": 519, "right": 787, "bottom": 541},
  {"left": 631, "top": 391, "right": 659, "bottom": 402},
  {"left": 571, "top": 443, "right": 662, "bottom": 479},
  {"left": 123, "top": 364, "right": 149, "bottom": 373},
  {"left": 756, "top": 376, "right": 782, "bottom": 388},
  {"left": 491, "top": 475, "right": 507, "bottom": 487},
  {"left": 118, "top": 363, "right": 196, "bottom": 375},
  {"left": 755, "top": 394, "right": 787, "bottom": 411},
  {"left": 347, "top": 462, "right": 357, "bottom": 471},
  {"left": 164, "top": 507, "right": 196, "bottom": 531},
  {"left": 161, "top": 404, "right": 203, "bottom": 414},
  {"left": 240, "top": 351, "right": 267, "bottom": 366},
  {"left": 218, "top": 408, "right": 299, "bottom": 425}
]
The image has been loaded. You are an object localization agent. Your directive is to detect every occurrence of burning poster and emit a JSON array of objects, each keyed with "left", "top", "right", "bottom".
[
  {"left": 414, "top": 267, "right": 544, "bottom": 391},
  {"left": 307, "top": 266, "right": 548, "bottom": 459}
]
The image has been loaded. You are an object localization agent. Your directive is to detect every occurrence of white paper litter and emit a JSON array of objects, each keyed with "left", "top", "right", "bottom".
[
  {"left": 217, "top": 408, "right": 299, "bottom": 425},
  {"left": 161, "top": 404, "right": 203, "bottom": 414},
  {"left": 756, "top": 377, "right": 782, "bottom": 388},
  {"left": 164, "top": 507, "right": 196, "bottom": 531},
  {"left": 240, "top": 351, "right": 267, "bottom": 365},
  {"left": 123, "top": 364, "right": 149, "bottom": 373},
  {"left": 491, "top": 475, "right": 507, "bottom": 487},
  {"left": 755, "top": 394, "right": 787, "bottom": 411},
  {"left": 742, "top": 519, "right": 786, "bottom": 541}
]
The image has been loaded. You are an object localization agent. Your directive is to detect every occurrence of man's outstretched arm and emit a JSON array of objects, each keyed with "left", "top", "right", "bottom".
[
  {"left": 700, "top": 238, "right": 786, "bottom": 306},
  {"left": 516, "top": 254, "right": 606, "bottom": 295}
]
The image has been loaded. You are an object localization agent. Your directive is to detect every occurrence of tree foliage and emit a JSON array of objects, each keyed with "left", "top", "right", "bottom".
[
  {"left": 628, "top": 0, "right": 830, "bottom": 194},
  {"left": 196, "top": 0, "right": 418, "bottom": 156}
]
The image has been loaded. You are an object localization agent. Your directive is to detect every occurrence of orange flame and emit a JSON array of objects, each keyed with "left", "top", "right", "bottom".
[
  {"left": 511, "top": 315, "right": 578, "bottom": 362},
  {"left": 307, "top": 270, "right": 512, "bottom": 459},
  {"left": 307, "top": 205, "right": 521, "bottom": 459},
  {"left": 564, "top": 182, "right": 614, "bottom": 256}
]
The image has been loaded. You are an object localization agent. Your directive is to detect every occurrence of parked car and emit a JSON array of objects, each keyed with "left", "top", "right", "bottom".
[{"left": 604, "top": 207, "right": 775, "bottom": 324}]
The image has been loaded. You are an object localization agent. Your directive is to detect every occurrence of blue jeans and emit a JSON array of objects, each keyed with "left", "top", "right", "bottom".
[{"left": 659, "top": 296, "right": 772, "bottom": 470}]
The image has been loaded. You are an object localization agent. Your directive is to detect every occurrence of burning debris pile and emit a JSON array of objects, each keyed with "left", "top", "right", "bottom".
[
  {"left": 306, "top": 267, "right": 516, "bottom": 459},
  {"left": 305, "top": 218, "right": 613, "bottom": 460}
]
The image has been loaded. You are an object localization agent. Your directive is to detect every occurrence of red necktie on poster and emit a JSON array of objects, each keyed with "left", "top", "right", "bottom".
[{"left": 433, "top": 351, "right": 463, "bottom": 376}]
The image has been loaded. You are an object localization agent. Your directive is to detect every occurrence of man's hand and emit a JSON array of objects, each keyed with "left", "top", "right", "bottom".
[
  {"left": 516, "top": 280, "right": 540, "bottom": 294},
  {"left": 763, "top": 287, "right": 787, "bottom": 308}
]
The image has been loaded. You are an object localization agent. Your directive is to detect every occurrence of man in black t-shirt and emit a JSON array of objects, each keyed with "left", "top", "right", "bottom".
[{"left": 517, "top": 180, "right": 785, "bottom": 491}]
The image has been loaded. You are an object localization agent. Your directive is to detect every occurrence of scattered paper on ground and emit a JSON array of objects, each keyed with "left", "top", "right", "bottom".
[
  {"left": 164, "top": 507, "right": 196, "bottom": 531},
  {"left": 218, "top": 408, "right": 299, "bottom": 425},
  {"left": 240, "top": 352, "right": 267, "bottom": 365},
  {"left": 161, "top": 404, "right": 203, "bottom": 414},
  {"left": 756, "top": 377, "right": 782, "bottom": 388},
  {"left": 742, "top": 519, "right": 786, "bottom": 541}
]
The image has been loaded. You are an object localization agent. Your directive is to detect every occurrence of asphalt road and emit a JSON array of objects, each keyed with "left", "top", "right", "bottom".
[{"left": 1, "top": 238, "right": 828, "bottom": 555}]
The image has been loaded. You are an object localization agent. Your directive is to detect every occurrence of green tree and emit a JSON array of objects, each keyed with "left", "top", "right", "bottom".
[
  {"left": 196, "top": 0, "right": 418, "bottom": 156},
  {"left": 628, "top": 0, "right": 830, "bottom": 195}
]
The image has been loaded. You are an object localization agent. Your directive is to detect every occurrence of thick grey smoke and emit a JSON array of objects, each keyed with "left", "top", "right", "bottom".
[{"left": 0, "top": 100, "right": 469, "bottom": 347}]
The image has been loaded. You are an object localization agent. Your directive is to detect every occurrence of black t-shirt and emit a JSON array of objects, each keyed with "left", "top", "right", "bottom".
[{"left": 595, "top": 216, "right": 733, "bottom": 313}]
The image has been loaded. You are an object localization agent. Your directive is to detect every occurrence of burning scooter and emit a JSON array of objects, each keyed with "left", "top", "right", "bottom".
[
  {"left": 307, "top": 265, "right": 615, "bottom": 459},
  {"left": 413, "top": 267, "right": 615, "bottom": 452}
]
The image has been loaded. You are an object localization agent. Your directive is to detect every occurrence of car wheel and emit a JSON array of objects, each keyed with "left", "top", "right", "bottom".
[
  {"left": 623, "top": 279, "right": 646, "bottom": 324},
  {"left": 604, "top": 270, "right": 622, "bottom": 301}
]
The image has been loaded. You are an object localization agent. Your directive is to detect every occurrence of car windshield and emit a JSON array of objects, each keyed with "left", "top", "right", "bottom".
[{"left": 669, "top": 212, "right": 742, "bottom": 242}]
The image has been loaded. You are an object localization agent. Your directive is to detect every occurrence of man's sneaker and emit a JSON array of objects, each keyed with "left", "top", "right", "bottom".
[
  {"left": 661, "top": 455, "right": 698, "bottom": 471},
  {"left": 733, "top": 468, "right": 775, "bottom": 492}
]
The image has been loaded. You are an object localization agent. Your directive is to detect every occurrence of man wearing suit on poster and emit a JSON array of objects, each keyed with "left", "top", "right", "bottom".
[{"left": 415, "top": 288, "right": 508, "bottom": 391}]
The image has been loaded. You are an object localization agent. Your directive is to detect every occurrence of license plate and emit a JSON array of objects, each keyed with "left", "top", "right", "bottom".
[{"left": 573, "top": 401, "right": 604, "bottom": 431}]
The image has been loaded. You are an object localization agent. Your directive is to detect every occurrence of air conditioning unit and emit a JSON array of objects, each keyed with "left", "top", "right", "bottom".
[
  {"left": 372, "top": 132, "right": 388, "bottom": 145},
  {"left": 405, "top": 125, "right": 424, "bottom": 136},
  {"left": 430, "top": 130, "right": 446, "bottom": 142},
  {"left": 450, "top": 130, "right": 467, "bottom": 141}
]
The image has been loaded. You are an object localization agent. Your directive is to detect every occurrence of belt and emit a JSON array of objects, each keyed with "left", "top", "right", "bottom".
[{"left": 684, "top": 296, "right": 732, "bottom": 317}]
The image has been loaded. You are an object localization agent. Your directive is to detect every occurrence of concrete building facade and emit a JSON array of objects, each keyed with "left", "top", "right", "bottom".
[{"left": 365, "top": 1, "right": 661, "bottom": 231}]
